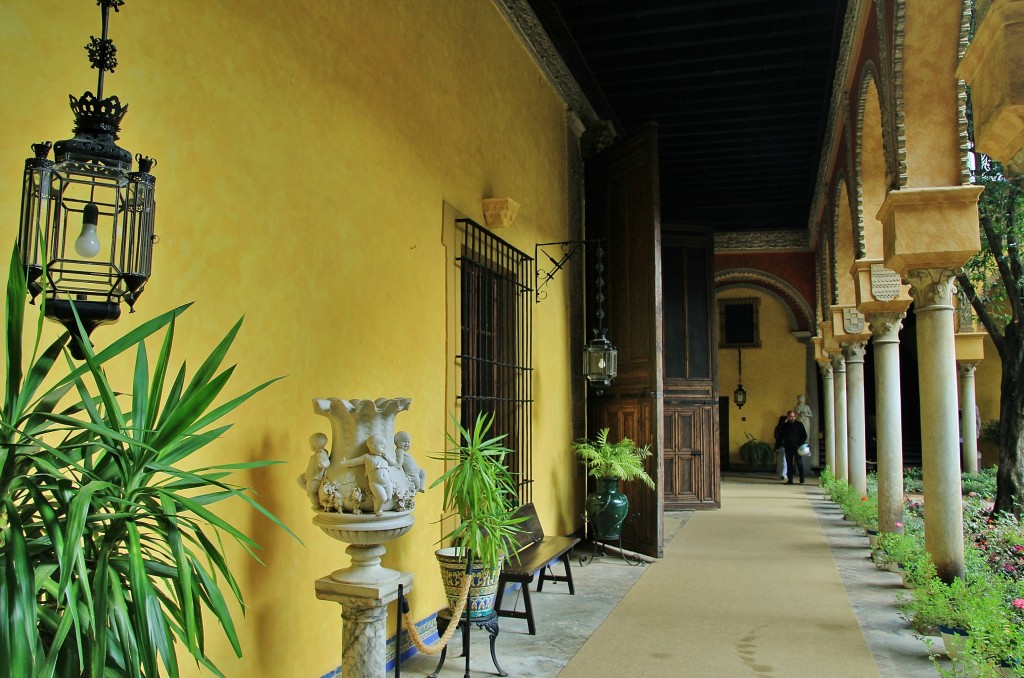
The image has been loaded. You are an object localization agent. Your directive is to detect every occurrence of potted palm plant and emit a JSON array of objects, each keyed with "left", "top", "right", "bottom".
[
  {"left": 431, "top": 412, "right": 522, "bottom": 618},
  {"left": 0, "top": 250, "right": 294, "bottom": 676},
  {"left": 573, "top": 428, "right": 655, "bottom": 541}
]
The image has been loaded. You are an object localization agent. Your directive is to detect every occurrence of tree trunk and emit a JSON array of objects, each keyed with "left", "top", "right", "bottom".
[{"left": 995, "top": 355, "right": 1024, "bottom": 515}]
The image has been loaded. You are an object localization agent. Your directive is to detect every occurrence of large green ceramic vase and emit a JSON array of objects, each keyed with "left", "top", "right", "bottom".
[{"left": 586, "top": 478, "right": 630, "bottom": 540}]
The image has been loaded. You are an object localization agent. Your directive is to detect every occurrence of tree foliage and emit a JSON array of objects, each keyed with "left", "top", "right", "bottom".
[{"left": 956, "top": 97, "right": 1024, "bottom": 515}]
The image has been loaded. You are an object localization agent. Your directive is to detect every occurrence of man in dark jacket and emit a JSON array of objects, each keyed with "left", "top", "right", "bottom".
[{"left": 779, "top": 410, "right": 808, "bottom": 484}]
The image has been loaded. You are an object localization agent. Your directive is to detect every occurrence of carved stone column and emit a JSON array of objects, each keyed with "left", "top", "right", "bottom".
[
  {"left": 907, "top": 268, "right": 965, "bottom": 582},
  {"left": 841, "top": 341, "right": 869, "bottom": 496},
  {"left": 958, "top": 362, "right": 980, "bottom": 474},
  {"left": 868, "top": 311, "right": 907, "bottom": 534},
  {"left": 831, "top": 353, "right": 848, "bottom": 483},
  {"left": 818, "top": 361, "right": 836, "bottom": 473},
  {"left": 829, "top": 305, "right": 871, "bottom": 489}
]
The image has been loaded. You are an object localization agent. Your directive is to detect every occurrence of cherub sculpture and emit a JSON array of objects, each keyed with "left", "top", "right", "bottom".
[
  {"left": 394, "top": 431, "right": 427, "bottom": 492},
  {"left": 297, "top": 432, "right": 330, "bottom": 510},
  {"left": 338, "top": 434, "right": 395, "bottom": 515}
]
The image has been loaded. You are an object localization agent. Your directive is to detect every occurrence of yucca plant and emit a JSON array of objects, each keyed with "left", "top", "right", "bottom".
[
  {"left": 572, "top": 428, "right": 655, "bottom": 488},
  {"left": 0, "top": 249, "right": 294, "bottom": 677},
  {"left": 430, "top": 412, "right": 523, "bottom": 571}
]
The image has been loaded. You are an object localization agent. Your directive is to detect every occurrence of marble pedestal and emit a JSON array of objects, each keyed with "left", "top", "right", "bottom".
[{"left": 316, "top": 573, "right": 414, "bottom": 678}]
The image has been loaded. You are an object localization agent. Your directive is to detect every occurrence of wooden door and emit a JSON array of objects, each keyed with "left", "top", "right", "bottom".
[
  {"left": 661, "top": 227, "right": 720, "bottom": 509},
  {"left": 663, "top": 402, "right": 720, "bottom": 509},
  {"left": 585, "top": 125, "right": 664, "bottom": 558}
]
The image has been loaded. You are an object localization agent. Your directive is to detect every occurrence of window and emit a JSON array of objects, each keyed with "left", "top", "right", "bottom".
[
  {"left": 718, "top": 297, "right": 760, "bottom": 348},
  {"left": 456, "top": 218, "right": 534, "bottom": 504}
]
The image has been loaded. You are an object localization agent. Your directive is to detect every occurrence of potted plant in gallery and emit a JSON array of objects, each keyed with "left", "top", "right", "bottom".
[
  {"left": 0, "top": 251, "right": 295, "bottom": 676},
  {"left": 875, "top": 528, "right": 920, "bottom": 572},
  {"left": 738, "top": 433, "right": 774, "bottom": 472},
  {"left": 572, "top": 428, "right": 655, "bottom": 541},
  {"left": 431, "top": 412, "right": 523, "bottom": 619}
]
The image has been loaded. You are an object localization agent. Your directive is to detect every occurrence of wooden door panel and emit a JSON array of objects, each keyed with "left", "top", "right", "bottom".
[
  {"left": 585, "top": 125, "right": 664, "bottom": 558},
  {"left": 664, "top": 403, "right": 720, "bottom": 509}
]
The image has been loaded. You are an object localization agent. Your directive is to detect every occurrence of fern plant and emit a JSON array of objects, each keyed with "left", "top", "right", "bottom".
[{"left": 572, "top": 428, "right": 655, "bottom": 488}]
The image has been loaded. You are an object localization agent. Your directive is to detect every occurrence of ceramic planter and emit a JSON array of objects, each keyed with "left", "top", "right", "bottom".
[
  {"left": 436, "top": 547, "right": 503, "bottom": 619},
  {"left": 938, "top": 624, "right": 968, "bottom": 660},
  {"left": 586, "top": 478, "right": 630, "bottom": 540}
]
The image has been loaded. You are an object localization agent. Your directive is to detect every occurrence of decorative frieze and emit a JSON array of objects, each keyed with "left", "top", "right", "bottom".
[
  {"left": 713, "top": 230, "right": 809, "bottom": 251},
  {"left": 492, "top": 0, "right": 601, "bottom": 126}
]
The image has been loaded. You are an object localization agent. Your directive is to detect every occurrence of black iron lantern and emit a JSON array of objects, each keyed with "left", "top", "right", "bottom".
[
  {"left": 18, "top": 0, "right": 156, "bottom": 358},
  {"left": 733, "top": 348, "right": 747, "bottom": 408},
  {"left": 583, "top": 242, "right": 618, "bottom": 392}
]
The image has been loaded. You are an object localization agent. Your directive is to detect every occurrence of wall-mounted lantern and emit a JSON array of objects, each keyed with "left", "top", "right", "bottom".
[
  {"left": 733, "top": 348, "right": 747, "bottom": 409},
  {"left": 535, "top": 239, "right": 618, "bottom": 393},
  {"left": 17, "top": 0, "right": 157, "bottom": 358}
]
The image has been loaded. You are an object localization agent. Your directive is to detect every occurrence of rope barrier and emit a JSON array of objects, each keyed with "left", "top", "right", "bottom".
[{"left": 400, "top": 573, "right": 472, "bottom": 655}]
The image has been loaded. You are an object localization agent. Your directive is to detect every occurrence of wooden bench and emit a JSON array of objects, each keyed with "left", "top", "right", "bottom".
[{"left": 494, "top": 502, "right": 581, "bottom": 635}]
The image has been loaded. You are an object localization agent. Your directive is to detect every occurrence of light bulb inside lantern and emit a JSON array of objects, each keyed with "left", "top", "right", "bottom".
[
  {"left": 598, "top": 357, "right": 606, "bottom": 368},
  {"left": 74, "top": 203, "right": 101, "bottom": 258}
]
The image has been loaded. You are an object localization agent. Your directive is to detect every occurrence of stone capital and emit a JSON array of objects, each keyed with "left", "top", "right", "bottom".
[
  {"left": 877, "top": 186, "right": 983, "bottom": 275},
  {"left": 841, "top": 340, "right": 868, "bottom": 363},
  {"left": 905, "top": 268, "right": 959, "bottom": 311},
  {"left": 830, "top": 352, "right": 846, "bottom": 374},
  {"left": 818, "top": 362, "right": 833, "bottom": 379},
  {"left": 867, "top": 311, "right": 906, "bottom": 344},
  {"left": 958, "top": 0, "right": 1024, "bottom": 175},
  {"left": 958, "top": 361, "right": 979, "bottom": 378}
]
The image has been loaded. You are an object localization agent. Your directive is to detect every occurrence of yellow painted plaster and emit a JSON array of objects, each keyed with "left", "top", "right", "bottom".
[
  {"left": 900, "top": 1, "right": 965, "bottom": 188},
  {"left": 836, "top": 180, "right": 856, "bottom": 303},
  {"left": 717, "top": 289, "right": 808, "bottom": 463},
  {"left": 0, "top": 2, "right": 579, "bottom": 675},
  {"left": 859, "top": 78, "right": 886, "bottom": 261}
]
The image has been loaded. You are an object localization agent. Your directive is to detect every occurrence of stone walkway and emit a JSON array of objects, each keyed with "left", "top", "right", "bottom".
[{"left": 396, "top": 476, "right": 944, "bottom": 677}]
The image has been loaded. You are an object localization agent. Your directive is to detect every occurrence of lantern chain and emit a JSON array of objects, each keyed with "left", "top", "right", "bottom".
[
  {"left": 594, "top": 242, "right": 607, "bottom": 338},
  {"left": 85, "top": 0, "right": 128, "bottom": 99}
]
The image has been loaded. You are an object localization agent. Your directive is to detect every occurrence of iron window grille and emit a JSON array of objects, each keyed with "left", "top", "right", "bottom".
[
  {"left": 455, "top": 218, "right": 534, "bottom": 504},
  {"left": 718, "top": 297, "right": 761, "bottom": 348}
]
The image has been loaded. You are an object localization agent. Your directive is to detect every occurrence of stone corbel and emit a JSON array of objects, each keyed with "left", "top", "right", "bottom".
[
  {"left": 819, "top": 319, "right": 840, "bottom": 356},
  {"left": 853, "top": 259, "right": 912, "bottom": 315},
  {"left": 812, "top": 334, "right": 830, "bottom": 365},
  {"left": 876, "top": 186, "right": 984, "bottom": 276},
  {"left": 955, "top": 332, "right": 987, "bottom": 363},
  {"left": 958, "top": 0, "right": 1024, "bottom": 175},
  {"left": 481, "top": 197, "right": 520, "bottom": 230},
  {"left": 829, "top": 305, "right": 872, "bottom": 346}
]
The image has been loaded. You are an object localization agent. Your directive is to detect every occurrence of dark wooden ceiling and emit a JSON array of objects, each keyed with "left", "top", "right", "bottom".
[{"left": 528, "top": 0, "right": 849, "bottom": 234}]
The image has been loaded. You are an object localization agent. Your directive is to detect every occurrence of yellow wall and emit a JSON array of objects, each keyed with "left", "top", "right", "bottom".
[
  {"left": 975, "top": 334, "right": 1002, "bottom": 467},
  {"left": 0, "top": 2, "right": 579, "bottom": 675},
  {"left": 716, "top": 289, "right": 808, "bottom": 463}
]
